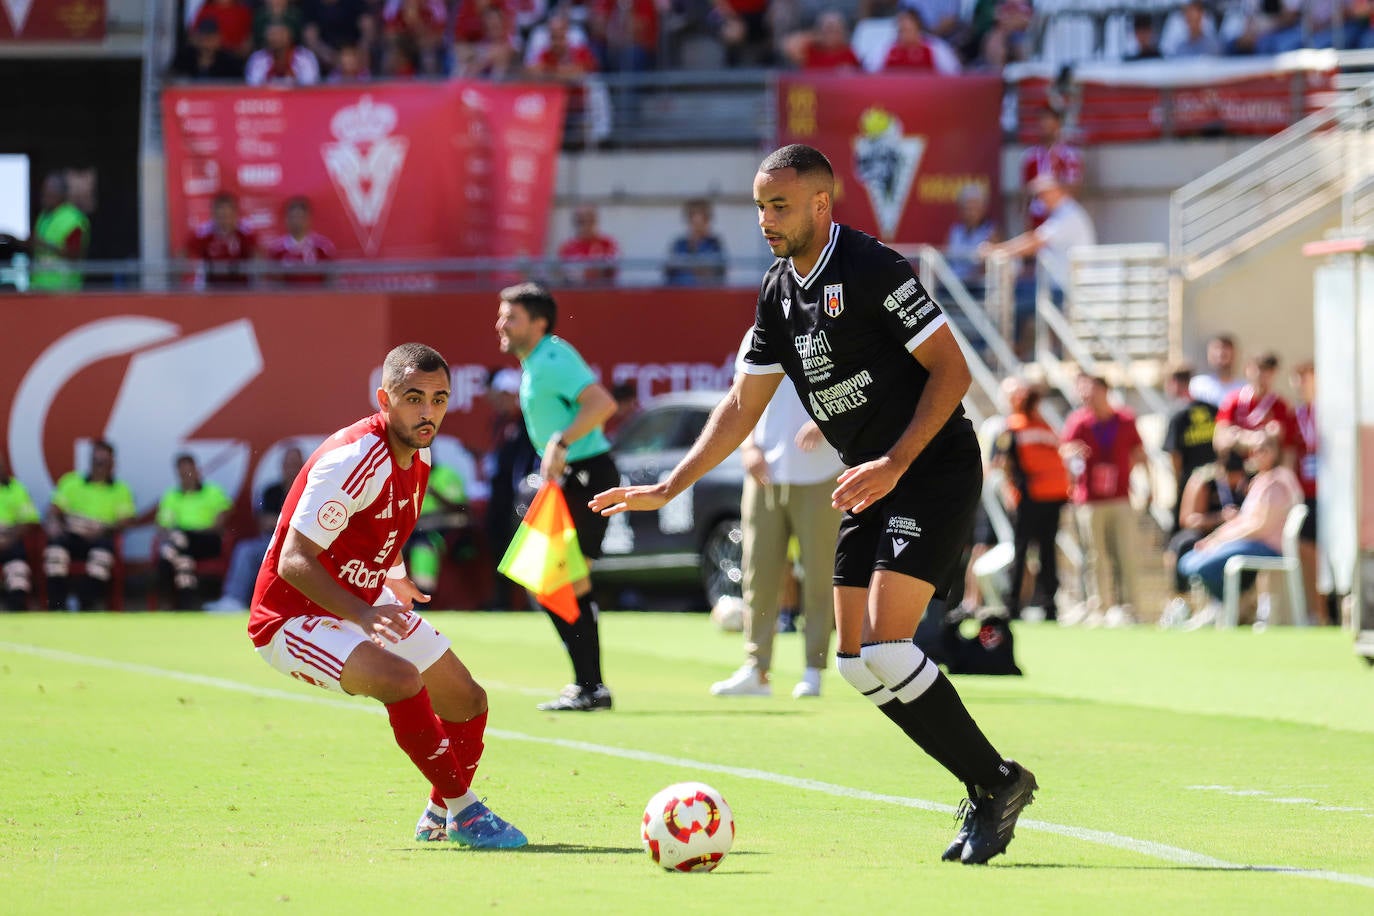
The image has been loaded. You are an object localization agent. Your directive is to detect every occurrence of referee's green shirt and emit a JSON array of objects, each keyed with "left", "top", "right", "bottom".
[
  {"left": 156, "top": 483, "right": 232, "bottom": 531},
  {"left": 52, "top": 472, "right": 136, "bottom": 525},
  {"left": 519, "top": 334, "right": 611, "bottom": 462},
  {"left": 0, "top": 478, "right": 39, "bottom": 527}
]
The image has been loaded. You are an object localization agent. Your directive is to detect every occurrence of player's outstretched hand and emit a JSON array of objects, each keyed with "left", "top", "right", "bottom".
[
  {"left": 832, "top": 457, "right": 904, "bottom": 513},
  {"left": 358, "top": 603, "right": 411, "bottom": 647},
  {"left": 589, "top": 484, "right": 669, "bottom": 516}
]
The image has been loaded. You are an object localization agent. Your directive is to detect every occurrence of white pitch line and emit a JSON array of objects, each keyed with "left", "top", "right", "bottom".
[{"left": 3, "top": 641, "right": 1373, "bottom": 891}]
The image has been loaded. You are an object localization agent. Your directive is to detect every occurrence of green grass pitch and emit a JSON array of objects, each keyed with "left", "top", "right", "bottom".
[{"left": 2, "top": 611, "right": 1372, "bottom": 914}]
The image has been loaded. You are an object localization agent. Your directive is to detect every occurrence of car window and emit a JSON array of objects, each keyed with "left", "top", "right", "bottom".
[
  {"left": 671, "top": 407, "right": 711, "bottom": 449},
  {"left": 614, "top": 407, "right": 689, "bottom": 455}
]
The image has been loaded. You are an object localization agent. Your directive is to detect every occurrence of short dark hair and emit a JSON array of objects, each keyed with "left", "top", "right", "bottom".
[
  {"left": 1168, "top": 363, "right": 1194, "bottom": 386},
  {"left": 500, "top": 281, "right": 558, "bottom": 334},
  {"left": 1255, "top": 352, "right": 1279, "bottom": 371},
  {"left": 382, "top": 343, "right": 450, "bottom": 391},
  {"left": 1209, "top": 333, "right": 1235, "bottom": 348},
  {"left": 759, "top": 144, "right": 834, "bottom": 181},
  {"left": 92, "top": 439, "right": 115, "bottom": 456},
  {"left": 212, "top": 191, "right": 237, "bottom": 209},
  {"left": 283, "top": 196, "right": 310, "bottom": 215},
  {"left": 174, "top": 452, "right": 195, "bottom": 467}
]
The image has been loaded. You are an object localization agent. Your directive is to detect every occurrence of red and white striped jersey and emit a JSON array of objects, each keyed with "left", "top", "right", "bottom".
[{"left": 249, "top": 413, "right": 430, "bottom": 647}]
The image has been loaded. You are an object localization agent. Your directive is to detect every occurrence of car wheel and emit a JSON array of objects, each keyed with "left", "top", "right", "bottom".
[{"left": 700, "top": 517, "right": 744, "bottom": 607}]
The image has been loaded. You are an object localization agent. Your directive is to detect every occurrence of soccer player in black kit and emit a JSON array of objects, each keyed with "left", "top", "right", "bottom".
[{"left": 590, "top": 144, "right": 1037, "bottom": 864}]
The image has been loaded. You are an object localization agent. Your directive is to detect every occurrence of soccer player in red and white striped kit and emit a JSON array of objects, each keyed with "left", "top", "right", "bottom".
[{"left": 248, "top": 342, "right": 526, "bottom": 848}]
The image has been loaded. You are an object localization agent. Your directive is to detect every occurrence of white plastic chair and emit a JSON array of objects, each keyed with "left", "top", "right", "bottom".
[{"left": 1220, "top": 503, "right": 1309, "bottom": 629}]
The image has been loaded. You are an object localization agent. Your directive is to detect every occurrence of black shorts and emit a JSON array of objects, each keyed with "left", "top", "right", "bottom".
[
  {"left": 1301, "top": 496, "right": 1317, "bottom": 543},
  {"left": 833, "top": 441, "right": 983, "bottom": 597},
  {"left": 560, "top": 451, "right": 620, "bottom": 561}
]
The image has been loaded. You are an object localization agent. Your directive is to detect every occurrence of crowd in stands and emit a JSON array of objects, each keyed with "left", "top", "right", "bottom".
[
  {"left": 169, "top": 0, "right": 1374, "bottom": 85},
  {"left": 980, "top": 332, "right": 1331, "bottom": 631}
]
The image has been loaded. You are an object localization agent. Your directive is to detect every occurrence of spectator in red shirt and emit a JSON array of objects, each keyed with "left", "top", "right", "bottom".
[
  {"left": 881, "top": 8, "right": 939, "bottom": 72},
  {"left": 1214, "top": 352, "right": 1298, "bottom": 467},
  {"left": 784, "top": 10, "right": 861, "bottom": 70},
  {"left": 527, "top": 7, "right": 600, "bottom": 81},
  {"left": 266, "top": 197, "right": 336, "bottom": 286},
  {"left": 454, "top": 6, "right": 522, "bottom": 79},
  {"left": 556, "top": 204, "right": 619, "bottom": 285},
  {"left": 187, "top": 192, "right": 257, "bottom": 288},
  {"left": 246, "top": 21, "right": 322, "bottom": 85},
  {"left": 1020, "top": 106, "right": 1084, "bottom": 230},
  {"left": 382, "top": 0, "right": 447, "bottom": 76},
  {"left": 194, "top": 0, "right": 255, "bottom": 59},
  {"left": 1060, "top": 373, "right": 1149, "bottom": 626},
  {"left": 713, "top": 0, "right": 775, "bottom": 66}
]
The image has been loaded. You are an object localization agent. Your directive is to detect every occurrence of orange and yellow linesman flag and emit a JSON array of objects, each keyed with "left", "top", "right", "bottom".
[{"left": 497, "top": 481, "right": 589, "bottom": 623}]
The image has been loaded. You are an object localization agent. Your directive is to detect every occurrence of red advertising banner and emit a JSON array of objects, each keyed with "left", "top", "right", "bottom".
[
  {"left": 0, "top": 288, "right": 753, "bottom": 605},
  {"left": 0, "top": 0, "right": 105, "bottom": 40},
  {"left": 1016, "top": 70, "right": 1334, "bottom": 144},
  {"left": 162, "top": 82, "right": 566, "bottom": 262},
  {"left": 775, "top": 74, "right": 1003, "bottom": 245}
]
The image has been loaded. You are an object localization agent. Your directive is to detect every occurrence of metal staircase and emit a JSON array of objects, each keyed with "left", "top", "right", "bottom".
[{"left": 1172, "top": 80, "right": 1374, "bottom": 282}]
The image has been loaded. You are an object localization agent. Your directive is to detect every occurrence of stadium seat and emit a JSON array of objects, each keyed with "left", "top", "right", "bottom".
[{"left": 1220, "top": 503, "right": 1308, "bottom": 628}]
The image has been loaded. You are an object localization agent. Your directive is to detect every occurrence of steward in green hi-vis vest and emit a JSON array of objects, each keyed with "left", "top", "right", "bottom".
[
  {"left": 45, "top": 441, "right": 135, "bottom": 611},
  {"left": 31, "top": 199, "right": 90, "bottom": 291},
  {"left": 0, "top": 465, "right": 40, "bottom": 610},
  {"left": 155, "top": 454, "right": 233, "bottom": 611}
]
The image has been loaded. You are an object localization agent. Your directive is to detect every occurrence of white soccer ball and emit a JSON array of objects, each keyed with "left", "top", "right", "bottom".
[
  {"left": 641, "top": 781, "right": 735, "bottom": 873},
  {"left": 710, "top": 595, "right": 746, "bottom": 632}
]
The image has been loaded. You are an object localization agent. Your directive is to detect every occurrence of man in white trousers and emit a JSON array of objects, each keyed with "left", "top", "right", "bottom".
[{"left": 711, "top": 331, "right": 844, "bottom": 698}]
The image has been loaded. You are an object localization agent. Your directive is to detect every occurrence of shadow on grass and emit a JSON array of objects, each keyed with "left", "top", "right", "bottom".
[{"left": 408, "top": 843, "right": 767, "bottom": 858}]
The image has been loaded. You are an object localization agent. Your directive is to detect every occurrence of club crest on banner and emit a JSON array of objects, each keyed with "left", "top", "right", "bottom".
[
  {"left": 322, "top": 95, "right": 408, "bottom": 256},
  {"left": 823, "top": 283, "right": 844, "bottom": 318},
  {"left": 852, "top": 106, "right": 925, "bottom": 241}
]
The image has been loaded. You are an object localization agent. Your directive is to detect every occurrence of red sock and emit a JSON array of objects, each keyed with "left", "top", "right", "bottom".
[
  {"left": 384, "top": 687, "right": 467, "bottom": 799},
  {"left": 429, "top": 710, "right": 487, "bottom": 808}
]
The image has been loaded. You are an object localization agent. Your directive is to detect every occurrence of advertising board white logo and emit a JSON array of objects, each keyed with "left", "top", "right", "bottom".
[
  {"left": 8, "top": 318, "right": 265, "bottom": 514},
  {"left": 2, "top": 0, "right": 33, "bottom": 34},
  {"left": 323, "top": 95, "right": 408, "bottom": 256}
]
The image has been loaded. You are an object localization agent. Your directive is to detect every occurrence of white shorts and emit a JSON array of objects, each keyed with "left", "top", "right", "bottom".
[{"left": 255, "top": 607, "right": 452, "bottom": 695}]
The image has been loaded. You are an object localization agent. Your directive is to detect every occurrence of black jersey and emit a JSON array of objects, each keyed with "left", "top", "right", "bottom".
[{"left": 740, "top": 222, "right": 974, "bottom": 467}]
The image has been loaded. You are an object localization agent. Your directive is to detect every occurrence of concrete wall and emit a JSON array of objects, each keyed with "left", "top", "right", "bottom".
[{"left": 1182, "top": 205, "right": 1343, "bottom": 398}]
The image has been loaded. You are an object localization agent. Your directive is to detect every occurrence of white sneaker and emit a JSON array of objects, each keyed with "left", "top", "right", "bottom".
[
  {"left": 1159, "top": 597, "right": 1190, "bottom": 629},
  {"left": 1021, "top": 605, "right": 1047, "bottom": 624},
  {"left": 791, "top": 667, "right": 822, "bottom": 698},
  {"left": 1104, "top": 604, "right": 1137, "bottom": 628},
  {"left": 709, "top": 664, "right": 771, "bottom": 697},
  {"left": 1182, "top": 600, "right": 1221, "bottom": 631}
]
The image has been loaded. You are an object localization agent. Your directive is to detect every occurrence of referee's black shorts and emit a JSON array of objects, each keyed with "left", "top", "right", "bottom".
[
  {"left": 833, "top": 438, "right": 983, "bottom": 598},
  {"left": 560, "top": 451, "right": 620, "bottom": 560}
]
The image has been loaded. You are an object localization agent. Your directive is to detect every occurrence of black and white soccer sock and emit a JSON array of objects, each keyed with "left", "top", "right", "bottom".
[
  {"left": 861, "top": 640, "right": 1012, "bottom": 791},
  {"left": 837, "top": 652, "right": 975, "bottom": 793}
]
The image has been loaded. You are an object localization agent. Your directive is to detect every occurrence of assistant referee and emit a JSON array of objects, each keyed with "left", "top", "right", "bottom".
[
  {"left": 591, "top": 145, "right": 1037, "bottom": 864},
  {"left": 496, "top": 282, "right": 619, "bottom": 712}
]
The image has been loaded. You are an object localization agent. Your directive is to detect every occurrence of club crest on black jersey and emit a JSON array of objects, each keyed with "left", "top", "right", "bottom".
[{"left": 740, "top": 223, "right": 974, "bottom": 467}]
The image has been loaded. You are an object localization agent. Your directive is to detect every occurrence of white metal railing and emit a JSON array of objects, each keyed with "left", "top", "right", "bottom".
[
  {"left": 1171, "top": 80, "right": 1374, "bottom": 281},
  {"left": 1067, "top": 243, "right": 1170, "bottom": 363}
]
